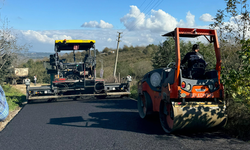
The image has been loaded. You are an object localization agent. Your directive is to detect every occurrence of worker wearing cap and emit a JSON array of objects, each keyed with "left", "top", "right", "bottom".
[
  {"left": 181, "top": 44, "right": 204, "bottom": 68},
  {"left": 181, "top": 44, "right": 206, "bottom": 78}
]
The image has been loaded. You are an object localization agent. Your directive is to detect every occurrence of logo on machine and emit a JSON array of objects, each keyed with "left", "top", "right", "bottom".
[{"left": 190, "top": 93, "right": 214, "bottom": 98}]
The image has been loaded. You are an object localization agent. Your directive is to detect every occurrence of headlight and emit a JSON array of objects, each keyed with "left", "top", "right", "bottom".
[
  {"left": 186, "top": 84, "right": 191, "bottom": 91},
  {"left": 150, "top": 72, "right": 161, "bottom": 87}
]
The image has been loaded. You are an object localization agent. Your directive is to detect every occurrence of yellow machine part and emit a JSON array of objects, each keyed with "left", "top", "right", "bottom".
[
  {"left": 55, "top": 39, "right": 96, "bottom": 44},
  {"left": 159, "top": 102, "right": 227, "bottom": 133}
]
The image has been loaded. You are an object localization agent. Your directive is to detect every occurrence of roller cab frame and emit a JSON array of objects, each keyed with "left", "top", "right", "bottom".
[
  {"left": 137, "top": 28, "right": 227, "bottom": 133},
  {"left": 27, "top": 40, "right": 130, "bottom": 102}
]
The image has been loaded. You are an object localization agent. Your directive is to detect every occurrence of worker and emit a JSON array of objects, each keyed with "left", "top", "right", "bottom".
[
  {"left": 24, "top": 77, "right": 31, "bottom": 90},
  {"left": 126, "top": 75, "right": 132, "bottom": 92},
  {"left": 0, "top": 85, "right": 9, "bottom": 121},
  {"left": 34, "top": 75, "right": 37, "bottom": 86},
  {"left": 181, "top": 44, "right": 206, "bottom": 79}
]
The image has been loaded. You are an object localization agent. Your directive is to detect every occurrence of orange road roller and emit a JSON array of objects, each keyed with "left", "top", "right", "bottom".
[{"left": 137, "top": 28, "right": 227, "bottom": 133}]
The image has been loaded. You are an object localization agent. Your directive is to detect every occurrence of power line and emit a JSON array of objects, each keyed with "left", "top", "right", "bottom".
[
  {"left": 125, "top": 0, "right": 156, "bottom": 31},
  {"left": 139, "top": 0, "right": 147, "bottom": 8},
  {"left": 122, "top": 0, "right": 159, "bottom": 36},
  {"left": 141, "top": 0, "right": 154, "bottom": 13},
  {"left": 116, "top": 0, "right": 149, "bottom": 31}
]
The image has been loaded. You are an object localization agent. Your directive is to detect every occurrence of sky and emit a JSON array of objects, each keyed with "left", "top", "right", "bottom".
[{"left": 0, "top": 0, "right": 238, "bottom": 52}]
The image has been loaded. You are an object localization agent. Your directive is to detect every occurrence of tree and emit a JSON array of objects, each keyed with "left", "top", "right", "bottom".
[
  {"left": 152, "top": 37, "right": 175, "bottom": 69},
  {"left": 152, "top": 37, "right": 216, "bottom": 70},
  {"left": 210, "top": 0, "right": 250, "bottom": 100},
  {"left": 143, "top": 44, "right": 158, "bottom": 55},
  {"left": 122, "top": 45, "right": 130, "bottom": 51},
  {"left": 210, "top": 0, "right": 250, "bottom": 42},
  {"left": 22, "top": 59, "right": 50, "bottom": 83},
  {"left": 133, "top": 61, "right": 153, "bottom": 79},
  {"left": 0, "top": 19, "right": 30, "bottom": 83},
  {"left": 102, "top": 47, "right": 109, "bottom": 53}
]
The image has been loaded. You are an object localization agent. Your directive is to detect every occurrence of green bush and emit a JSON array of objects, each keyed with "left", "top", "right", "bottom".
[
  {"left": 225, "top": 99, "right": 250, "bottom": 140},
  {"left": 129, "top": 85, "right": 138, "bottom": 100},
  {"left": 2, "top": 84, "right": 26, "bottom": 111}
]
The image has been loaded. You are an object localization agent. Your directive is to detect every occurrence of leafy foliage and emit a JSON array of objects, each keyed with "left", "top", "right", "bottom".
[
  {"left": 152, "top": 37, "right": 216, "bottom": 70},
  {"left": 210, "top": 0, "right": 250, "bottom": 140},
  {"left": 222, "top": 39, "right": 250, "bottom": 106},
  {"left": 0, "top": 18, "right": 30, "bottom": 84},
  {"left": 152, "top": 37, "right": 175, "bottom": 69},
  {"left": 22, "top": 59, "right": 50, "bottom": 83}
]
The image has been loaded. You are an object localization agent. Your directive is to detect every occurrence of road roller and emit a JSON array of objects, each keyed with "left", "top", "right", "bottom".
[{"left": 137, "top": 28, "right": 227, "bottom": 133}]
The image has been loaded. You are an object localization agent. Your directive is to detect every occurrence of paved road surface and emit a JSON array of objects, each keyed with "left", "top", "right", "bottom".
[{"left": 0, "top": 98, "right": 249, "bottom": 150}]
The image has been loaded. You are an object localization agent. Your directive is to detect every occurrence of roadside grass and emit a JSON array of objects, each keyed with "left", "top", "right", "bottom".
[
  {"left": 2, "top": 84, "right": 26, "bottom": 111},
  {"left": 130, "top": 85, "right": 138, "bottom": 100}
]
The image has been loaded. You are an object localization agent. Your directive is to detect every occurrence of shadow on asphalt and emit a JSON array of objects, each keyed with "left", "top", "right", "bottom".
[
  {"left": 47, "top": 111, "right": 165, "bottom": 135},
  {"left": 44, "top": 98, "right": 239, "bottom": 141},
  {"left": 47, "top": 112, "right": 235, "bottom": 141}
]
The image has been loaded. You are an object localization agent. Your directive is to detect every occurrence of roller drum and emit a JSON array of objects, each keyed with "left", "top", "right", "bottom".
[{"left": 160, "top": 101, "right": 227, "bottom": 133}]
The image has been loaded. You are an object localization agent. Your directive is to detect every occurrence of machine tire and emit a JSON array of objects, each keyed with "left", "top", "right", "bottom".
[
  {"left": 94, "top": 82, "right": 104, "bottom": 94},
  {"left": 137, "top": 91, "right": 153, "bottom": 119},
  {"left": 159, "top": 100, "right": 174, "bottom": 133}
]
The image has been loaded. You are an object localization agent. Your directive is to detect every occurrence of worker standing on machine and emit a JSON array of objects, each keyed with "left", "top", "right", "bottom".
[
  {"left": 181, "top": 44, "right": 206, "bottom": 79},
  {"left": 24, "top": 77, "right": 31, "bottom": 90}
]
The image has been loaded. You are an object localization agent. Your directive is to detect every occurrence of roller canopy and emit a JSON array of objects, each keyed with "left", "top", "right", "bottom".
[
  {"left": 55, "top": 40, "right": 95, "bottom": 52},
  {"left": 162, "top": 28, "right": 216, "bottom": 38}
]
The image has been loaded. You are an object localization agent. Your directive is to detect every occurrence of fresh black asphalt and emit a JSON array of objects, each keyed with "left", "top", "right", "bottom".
[{"left": 0, "top": 98, "right": 250, "bottom": 150}]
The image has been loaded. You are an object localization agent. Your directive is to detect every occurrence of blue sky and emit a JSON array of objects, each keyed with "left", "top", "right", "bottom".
[{"left": 0, "top": 0, "right": 238, "bottom": 52}]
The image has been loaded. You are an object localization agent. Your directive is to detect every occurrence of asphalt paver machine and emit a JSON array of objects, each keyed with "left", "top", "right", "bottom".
[
  {"left": 137, "top": 28, "right": 227, "bottom": 133},
  {"left": 26, "top": 40, "right": 130, "bottom": 102}
]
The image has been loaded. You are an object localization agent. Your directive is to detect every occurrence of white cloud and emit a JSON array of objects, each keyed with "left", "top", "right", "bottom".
[
  {"left": 107, "top": 38, "right": 112, "bottom": 42},
  {"left": 120, "top": 5, "right": 146, "bottom": 30},
  {"left": 16, "top": 29, "right": 164, "bottom": 53},
  {"left": 121, "top": 6, "right": 197, "bottom": 32},
  {"left": 21, "top": 30, "right": 72, "bottom": 44},
  {"left": 199, "top": 13, "right": 214, "bottom": 22},
  {"left": 14, "top": 6, "right": 216, "bottom": 53},
  {"left": 178, "top": 11, "right": 195, "bottom": 27},
  {"left": 145, "top": 9, "right": 178, "bottom": 32},
  {"left": 81, "top": 20, "right": 113, "bottom": 29}
]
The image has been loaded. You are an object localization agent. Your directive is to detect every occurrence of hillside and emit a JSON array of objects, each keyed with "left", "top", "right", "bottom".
[
  {"left": 19, "top": 52, "right": 53, "bottom": 59},
  {"left": 95, "top": 48, "right": 154, "bottom": 82}
]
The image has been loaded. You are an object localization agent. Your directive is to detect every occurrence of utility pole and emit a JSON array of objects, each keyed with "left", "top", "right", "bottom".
[{"left": 113, "top": 32, "right": 122, "bottom": 83}]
